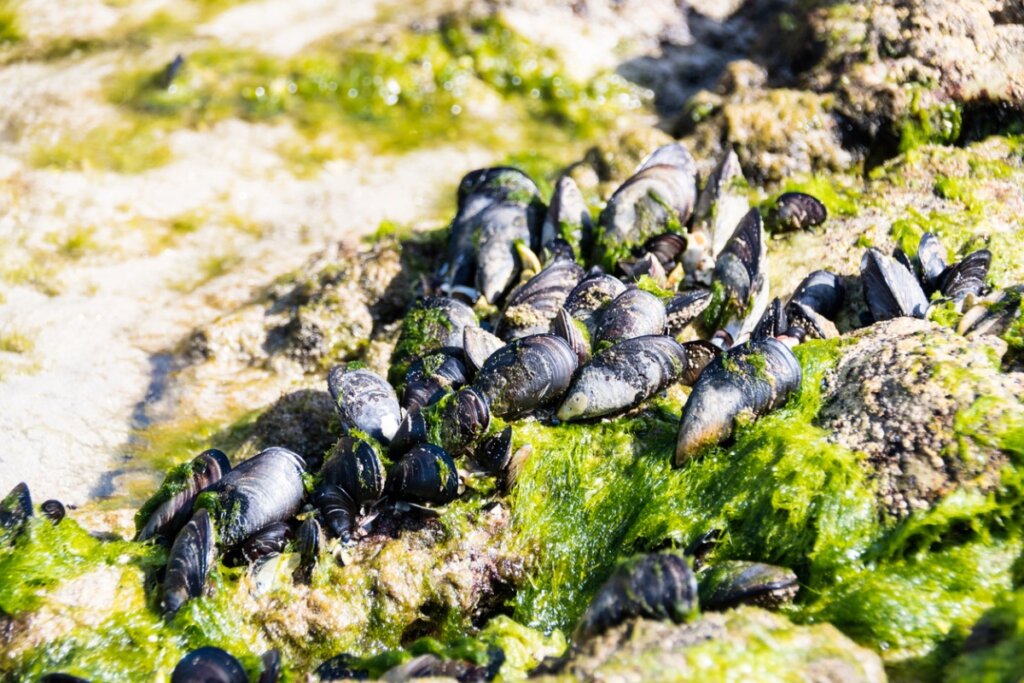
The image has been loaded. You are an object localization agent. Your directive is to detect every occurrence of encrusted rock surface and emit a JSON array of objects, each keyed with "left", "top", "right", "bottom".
[
  {"left": 819, "top": 317, "right": 1024, "bottom": 517},
  {"left": 532, "top": 609, "right": 886, "bottom": 682}
]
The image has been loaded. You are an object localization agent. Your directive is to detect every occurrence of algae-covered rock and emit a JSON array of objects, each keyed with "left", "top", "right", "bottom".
[
  {"left": 819, "top": 317, "right": 1024, "bottom": 517},
  {"left": 946, "top": 589, "right": 1024, "bottom": 682},
  {"left": 534, "top": 609, "right": 886, "bottom": 682}
]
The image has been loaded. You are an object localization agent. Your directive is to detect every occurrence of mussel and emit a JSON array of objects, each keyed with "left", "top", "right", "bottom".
[
  {"left": 171, "top": 646, "right": 247, "bottom": 683},
  {"left": 785, "top": 270, "right": 844, "bottom": 340},
  {"left": 574, "top": 552, "right": 698, "bottom": 641},
  {"left": 686, "top": 148, "right": 749, "bottom": 280},
  {"left": 401, "top": 352, "right": 467, "bottom": 412},
  {"left": 552, "top": 307, "right": 591, "bottom": 365},
  {"left": 860, "top": 248, "right": 928, "bottom": 321},
  {"left": 594, "top": 143, "right": 698, "bottom": 269},
  {"left": 939, "top": 249, "right": 991, "bottom": 302},
  {"left": 472, "top": 426, "right": 529, "bottom": 491},
  {"left": 390, "top": 387, "right": 490, "bottom": 457},
  {"left": 390, "top": 296, "right": 478, "bottom": 385},
  {"left": 295, "top": 516, "right": 322, "bottom": 583},
  {"left": 462, "top": 326, "right": 505, "bottom": 375},
  {"left": 327, "top": 365, "right": 402, "bottom": 444},
  {"left": 385, "top": 444, "right": 460, "bottom": 506},
  {"left": 707, "top": 209, "right": 767, "bottom": 341},
  {"left": 0, "top": 482, "right": 32, "bottom": 543},
  {"left": 541, "top": 174, "right": 592, "bottom": 255},
  {"left": 958, "top": 286, "right": 1023, "bottom": 338},
  {"left": 136, "top": 449, "right": 231, "bottom": 543},
  {"left": 223, "top": 520, "right": 293, "bottom": 567},
  {"left": 916, "top": 232, "right": 947, "bottom": 293},
  {"left": 312, "top": 484, "right": 358, "bottom": 542},
  {"left": 495, "top": 257, "right": 585, "bottom": 340},
  {"left": 563, "top": 270, "right": 628, "bottom": 338},
  {"left": 594, "top": 287, "right": 667, "bottom": 346},
  {"left": 674, "top": 337, "right": 801, "bottom": 464},
  {"left": 472, "top": 334, "right": 577, "bottom": 418},
  {"left": 556, "top": 335, "right": 688, "bottom": 421},
  {"left": 259, "top": 649, "right": 281, "bottom": 683},
  {"left": 198, "top": 447, "right": 306, "bottom": 547},
  {"left": 321, "top": 436, "right": 386, "bottom": 507},
  {"left": 698, "top": 560, "right": 799, "bottom": 611},
  {"left": 665, "top": 289, "right": 712, "bottom": 336},
  {"left": 765, "top": 192, "right": 827, "bottom": 233},
  {"left": 161, "top": 509, "right": 215, "bottom": 617}
]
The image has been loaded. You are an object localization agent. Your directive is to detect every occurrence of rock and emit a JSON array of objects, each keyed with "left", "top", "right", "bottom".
[
  {"left": 818, "top": 317, "right": 1024, "bottom": 517},
  {"left": 534, "top": 609, "right": 886, "bottom": 682},
  {"left": 245, "top": 389, "right": 341, "bottom": 471}
]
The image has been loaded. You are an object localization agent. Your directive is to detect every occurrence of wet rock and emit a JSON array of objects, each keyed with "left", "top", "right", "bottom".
[
  {"left": 535, "top": 608, "right": 885, "bottom": 682},
  {"left": 818, "top": 317, "right": 1024, "bottom": 518},
  {"left": 246, "top": 389, "right": 342, "bottom": 470}
]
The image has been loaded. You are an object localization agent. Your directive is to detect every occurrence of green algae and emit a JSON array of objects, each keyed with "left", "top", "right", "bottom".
[
  {"left": 389, "top": 302, "right": 464, "bottom": 386},
  {"left": 106, "top": 16, "right": 644, "bottom": 165},
  {"left": 32, "top": 119, "right": 173, "bottom": 174},
  {"left": 945, "top": 589, "right": 1024, "bottom": 683},
  {"left": 899, "top": 92, "right": 962, "bottom": 153}
]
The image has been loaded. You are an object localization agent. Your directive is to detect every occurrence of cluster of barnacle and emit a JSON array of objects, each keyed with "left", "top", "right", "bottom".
[{"left": 6, "top": 139, "right": 1016, "bottom": 682}]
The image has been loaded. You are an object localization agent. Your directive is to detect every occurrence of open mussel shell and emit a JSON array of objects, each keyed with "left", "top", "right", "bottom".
[
  {"left": 463, "top": 326, "right": 505, "bottom": 376},
  {"left": 917, "top": 232, "right": 948, "bottom": 293},
  {"left": 556, "top": 335, "right": 687, "bottom": 421},
  {"left": 312, "top": 484, "right": 357, "bottom": 542},
  {"left": 401, "top": 352, "right": 467, "bottom": 413},
  {"left": 199, "top": 447, "right": 306, "bottom": 548},
  {"left": 594, "top": 287, "right": 667, "bottom": 346},
  {"left": 939, "top": 249, "right": 991, "bottom": 302},
  {"left": 321, "top": 436, "right": 385, "bottom": 507},
  {"left": 552, "top": 307, "right": 591, "bottom": 365},
  {"left": 698, "top": 560, "right": 799, "bottom": 611},
  {"left": 674, "top": 337, "right": 801, "bottom": 465},
  {"left": 223, "top": 520, "right": 292, "bottom": 567},
  {"left": 495, "top": 257, "right": 585, "bottom": 341},
  {"left": 161, "top": 509, "right": 215, "bottom": 618},
  {"left": 595, "top": 143, "right": 698, "bottom": 268},
  {"left": 328, "top": 365, "right": 401, "bottom": 445},
  {"left": 542, "top": 174, "right": 592, "bottom": 255},
  {"left": 171, "top": 646, "right": 247, "bottom": 683},
  {"left": 564, "top": 270, "right": 628, "bottom": 338},
  {"left": 389, "top": 296, "right": 478, "bottom": 385},
  {"left": 860, "top": 248, "right": 928, "bottom": 321},
  {"left": 472, "top": 334, "right": 578, "bottom": 418},
  {"left": 1, "top": 482, "right": 32, "bottom": 542},
  {"left": 40, "top": 499, "right": 66, "bottom": 525},
  {"left": 136, "top": 448, "right": 231, "bottom": 543},
  {"left": 391, "top": 387, "right": 491, "bottom": 457},
  {"left": 766, "top": 192, "right": 827, "bottom": 232},
  {"left": 385, "top": 444, "right": 460, "bottom": 506},
  {"left": 445, "top": 167, "right": 541, "bottom": 295},
  {"left": 687, "top": 148, "right": 749, "bottom": 277},
  {"left": 574, "top": 552, "right": 698, "bottom": 642},
  {"left": 665, "top": 289, "right": 712, "bottom": 336}
]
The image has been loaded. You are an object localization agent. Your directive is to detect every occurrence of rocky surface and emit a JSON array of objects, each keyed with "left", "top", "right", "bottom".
[{"left": 533, "top": 610, "right": 887, "bottom": 682}]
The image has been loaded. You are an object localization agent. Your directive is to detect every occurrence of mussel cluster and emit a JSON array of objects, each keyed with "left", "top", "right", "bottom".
[{"left": 10, "top": 140, "right": 1019, "bottom": 682}]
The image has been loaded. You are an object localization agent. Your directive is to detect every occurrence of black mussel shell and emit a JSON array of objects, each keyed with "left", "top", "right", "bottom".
[
  {"left": 385, "top": 444, "right": 459, "bottom": 506},
  {"left": 574, "top": 552, "right": 698, "bottom": 641},
  {"left": 564, "top": 270, "right": 628, "bottom": 337},
  {"left": 958, "top": 286, "right": 1023, "bottom": 337},
  {"left": 462, "top": 326, "right": 505, "bottom": 376},
  {"left": 389, "top": 296, "right": 478, "bottom": 385},
  {"left": 315, "top": 653, "right": 370, "bottom": 681},
  {"left": 40, "top": 499, "right": 66, "bottom": 525},
  {"left": 679, "top": 340, "right": 721, "bottom": 386},
  {"left": 698, "top": 560, "right": 799, "bottom": 611},
  {"left": 380, "top": 654, "right": 490, "bottom": 683},
  {"left": 401, "top": 352, "right": 467, "bottom": 412},
  {"left": 136, "top": 449, "right": 231, "bottom": 543},
  {"left": 171, "top": 646, "right": 247, "bottom": 683},
  {"left": 788, "top": 270, "right": 844, "bottom": 320},
  {"left": 223, "top": 521, "right": 293, "bottom": 567},
  {"left": 476, "top": 200, "right": 542, "bottom": 305},
  {"left": 39, "top": 675, "right": 91, "bottom": 682},
  {"left": 917, "top": 232, "right": 947, "bottom": 293},
  {"left": 161, "top": 509, "right": 215, "bottom": 618},
  {"left": 321, "top": 436, "right": 385, "bottom": 508},
  {"left": 541, "top": 175, "right": 592, "bottom": 256},
  {"left": 594, "top": 287, "right": 667, "bottom": 346},
  {"left": 767, "top": 192, "right": 827, "bottom": 232},
  {"left": 643, "top": 233, "right": 688, "bottom": 271},
  {"left": 495, "top": 258, "right": 585, "bottom": 341},
  {"left": 665, "top": 289, "right": 711, "bottom": 336},
  {"left": 710, "top": 209, "right": 764, "bottom": 321},
  {"left": 675, "top": 337, "right": 801, "bottom": 465},
  {"left": 295, "top": 516, "right": 323, "bottom": 583},
  {"left": 752, "top": 297, "right": 787, "bottom": 340},
  {"left": 199, "top": 447, "right": 306, "bottom": 548},
  {"left": 619, "top": 252, "right": 666, "bottom": 284},
  {"left": 312, "top": 484, "right": 358, "bottom": 542},
  {"left": 544, "top": 237, "right": 577, "bottom": 265},
  {"left": 391, "top": 387, "right": 490, "bottom": 458},
  {"left": 472, "top": 334, "right": 578, "bottom": 418},
  {"left": 1, "top": 482, "right": 32, "bottom": 542},
  {"left": 860, "top": 248, "right": 928, "bottom": 321},
  {"left": 939, "top": 249, "right": 991, "bottom": 301},
  {"left": 556, "top": 335, "right": 687, "bottom": 421},
  {"left": 552, "top": 307, "right": 591, "bottom": 365},
  {"left": 473, "top": 426, "right": 514, "bottom": 477},
  {"left": 327, "top": 365, "right": 401, "bottom": 444},
  {"left": 259, "top": 649, "right": 281, "bottom": 683}
]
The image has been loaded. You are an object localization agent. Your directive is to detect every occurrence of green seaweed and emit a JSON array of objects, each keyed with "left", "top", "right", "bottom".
[
  {"left": 899, "top": 91, "right": 962, "bottom": 153},
  {"left": 945, "top": 590, "right": 1024, "bottom": 682}
]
